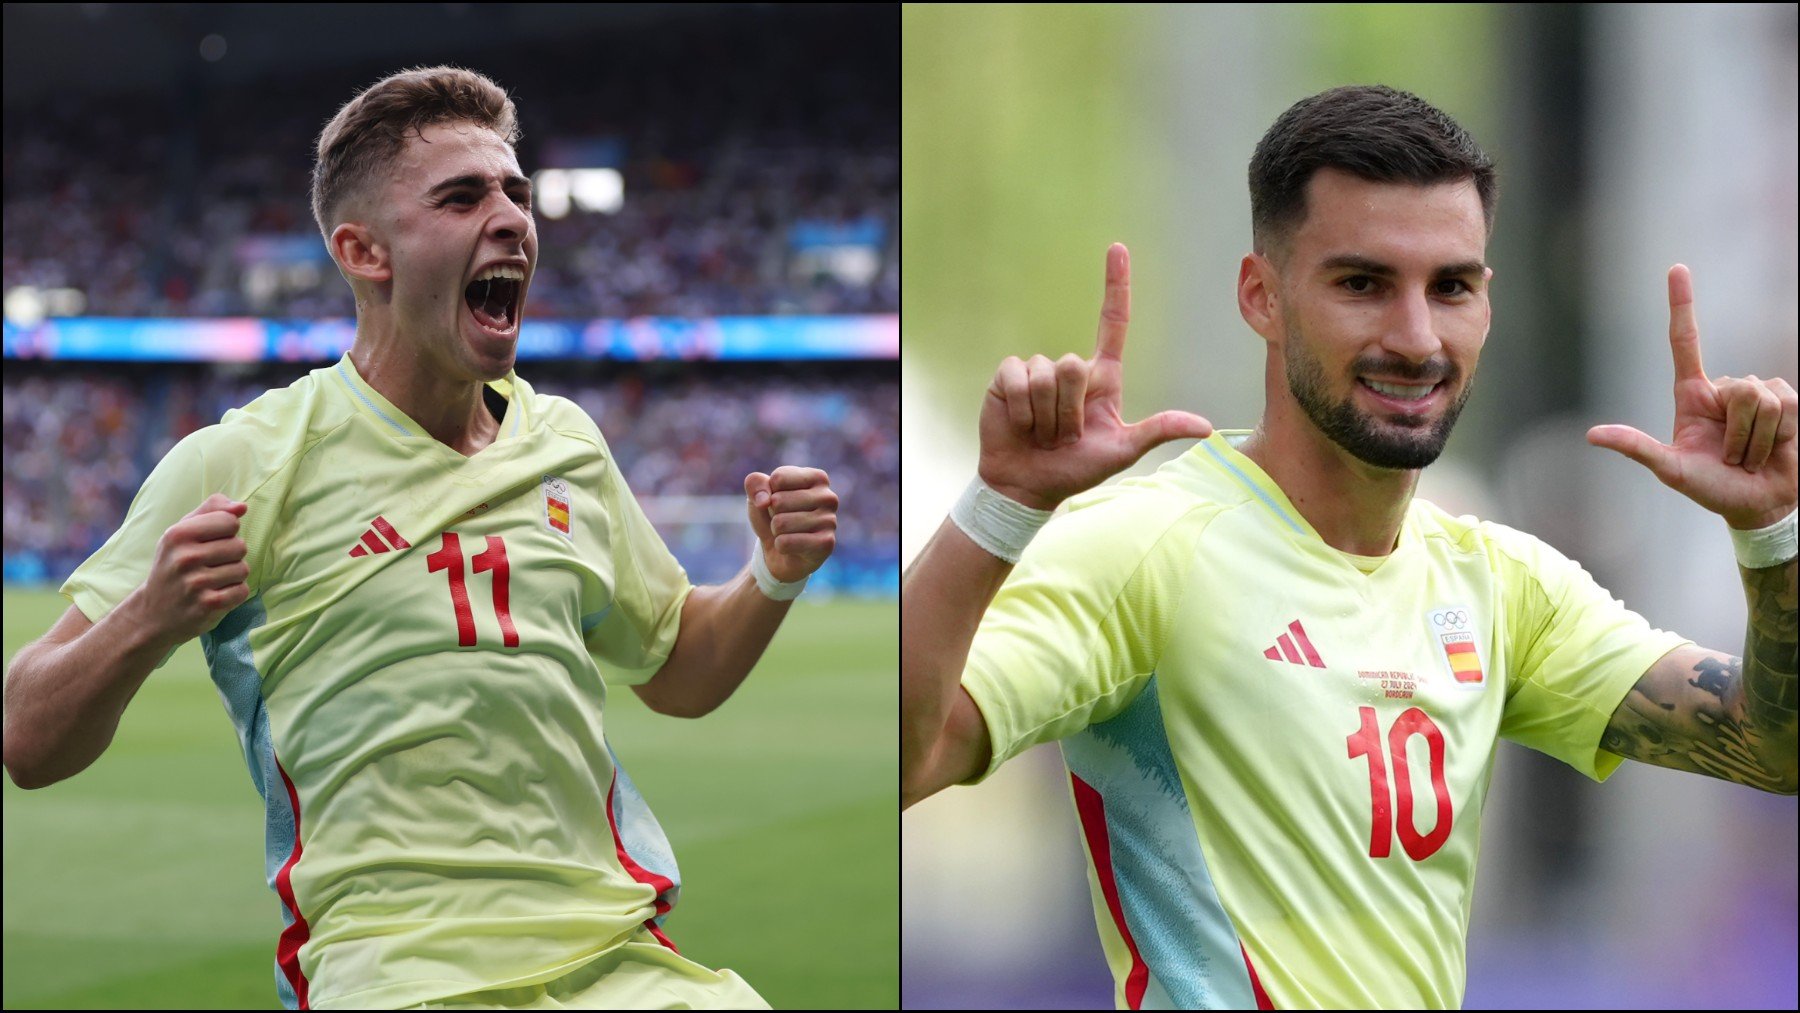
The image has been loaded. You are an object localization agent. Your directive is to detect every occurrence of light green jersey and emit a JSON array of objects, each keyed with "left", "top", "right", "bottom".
[
  {"left": 63, "top": 355, "right": 708, "bottom": 1010},
  {"left": 961, "top": 432, "right": 1687, "bottom": 1010}
]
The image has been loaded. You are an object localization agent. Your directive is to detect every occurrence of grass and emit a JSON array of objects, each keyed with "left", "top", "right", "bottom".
[{"left": 2, "top": 587, "right": 896, "bottom": 1010}]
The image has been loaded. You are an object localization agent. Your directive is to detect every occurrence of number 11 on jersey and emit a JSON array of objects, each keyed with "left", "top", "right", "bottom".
[
  {"left": 426, "top": 532, "right": 520, "bottom": 648},
  {"left": 1347, "top": 706, "right": 1453, "bottom": 861}
]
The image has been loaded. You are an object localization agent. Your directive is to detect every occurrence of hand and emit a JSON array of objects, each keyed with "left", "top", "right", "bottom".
[
  {"left": 745, "top": 467, "right": 838, "bottom": 583},
  {"left": 137, "top": 493, "right": 251, "bottom": 641},
  {"left": 1587, "top": 265, "right": 1798, "bottom": 530},
  {"left": 978, "top": 243, "right": 1213, "bottom": 511}
]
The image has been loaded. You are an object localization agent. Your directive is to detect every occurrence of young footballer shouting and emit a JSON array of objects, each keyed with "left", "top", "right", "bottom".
[{"left": 4, "top": 67, "right": 837, "bottom": 1010}]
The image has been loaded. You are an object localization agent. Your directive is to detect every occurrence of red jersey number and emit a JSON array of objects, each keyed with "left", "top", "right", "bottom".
[
  {"left": 427, "top": 532, "right": 520, "bottom": 648},
  {"left": 1347, "top": 705, "right": 1452, "bottom": 861}
]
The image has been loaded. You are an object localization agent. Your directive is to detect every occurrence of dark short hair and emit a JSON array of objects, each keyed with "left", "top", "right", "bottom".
[
  {"left": 1248, "top": 85, "right": 1497, "bottom": 258},
  {"left": 310, "top": 65, "right": 521, "bottom": 241}
]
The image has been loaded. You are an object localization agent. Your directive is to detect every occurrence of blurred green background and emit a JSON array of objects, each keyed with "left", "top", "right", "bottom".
[
  {"left": 903, "top": 4, "right": 1797, "bottom": 1009},
  {"left": 4, "top": 591, "right": 897, "bottom": 1010}
]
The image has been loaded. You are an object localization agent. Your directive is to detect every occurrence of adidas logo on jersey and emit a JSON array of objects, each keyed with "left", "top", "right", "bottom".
[
  {"left": 1262, "top": 619, "right": 1325, "bottom": 668},
  {"left": 348, "top": 516, "right": 412, "bottom": 557}
]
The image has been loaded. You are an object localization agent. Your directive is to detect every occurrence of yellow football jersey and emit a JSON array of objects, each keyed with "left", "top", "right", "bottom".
[
  {"left": 961, "top": 431, "right": 1687, "bottom": 1009},
  {"left": 62, "top": 354, "right": 755, "bottom": 1009}
]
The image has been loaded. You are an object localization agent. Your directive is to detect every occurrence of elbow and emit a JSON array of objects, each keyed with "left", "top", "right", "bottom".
[
  {"left": 646, "top": 695, "right": 720, "bottom": 720},
  {"left": 3, "top": 742, "right": 52, "bottom": 791},
  {"left": 632, "top": 680, "right": 722, "bottom": 719},
  {"left": 2, "top": 717, "right": 33, "bottom": 788},
  {"left": 6, "top": 766, "right": 50, "bottom": 791}
]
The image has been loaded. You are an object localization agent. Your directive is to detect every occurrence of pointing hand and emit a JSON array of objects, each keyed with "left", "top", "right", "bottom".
[
  {"left": 1587, "top": 265, "right": 1798, "bottom": 530},
  {"left": 978, "top": 243, "right": 1213, "bottom": 510}
]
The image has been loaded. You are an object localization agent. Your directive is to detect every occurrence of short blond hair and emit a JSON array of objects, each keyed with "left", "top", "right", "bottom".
[{"left": 309, "top": 65, "right": 521, "bottom": 240}]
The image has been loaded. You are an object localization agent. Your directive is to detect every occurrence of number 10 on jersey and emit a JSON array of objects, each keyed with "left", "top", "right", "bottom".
[{"left": 1347, "top": 706, "right": 1453, "bottom": 860}]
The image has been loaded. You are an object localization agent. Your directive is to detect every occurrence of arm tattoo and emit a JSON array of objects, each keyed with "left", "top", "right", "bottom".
[
  {"left": 1601, "top": 559, "right": 1798, "bottom": 795},
  {"left": 1740, "top": 559, "right": 1799, "bottom": 782}
]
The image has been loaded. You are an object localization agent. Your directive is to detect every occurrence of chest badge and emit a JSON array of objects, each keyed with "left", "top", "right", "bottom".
[
  {"left": 543, "top": 475, "right": 573, "bottom": 539},
  {"left": 1427, "top": 605, "right": 1484, "bottom": 688}
]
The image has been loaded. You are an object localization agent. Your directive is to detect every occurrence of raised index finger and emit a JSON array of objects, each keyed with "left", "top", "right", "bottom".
[
  {"left": 1093, "top": 243, "right": 1131, "bottom": 363},
  {"left": 1667, "top": 264, "right": 1705, "bottom": 382}
]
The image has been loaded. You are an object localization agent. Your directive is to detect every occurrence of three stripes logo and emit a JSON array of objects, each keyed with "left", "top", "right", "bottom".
[
  {"left": 347, "top": 516, "right": 412, "bottom": 557},
  {"left": 1263, "top": 620, "right": 1325, "bottom": 668}
]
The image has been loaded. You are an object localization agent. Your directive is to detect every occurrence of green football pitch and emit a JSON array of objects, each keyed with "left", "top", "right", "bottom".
[{"left": 2, "top": 587, "right": 897, "bottom": 1010}]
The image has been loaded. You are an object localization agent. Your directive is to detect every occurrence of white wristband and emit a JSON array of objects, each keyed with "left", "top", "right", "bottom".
[
  {"left": 950, "top": 476, "right": 1054, "bottom": 564},
  {"left": 751, "top": 545, "right": 808, "bottom": 601},
  {"left": 1730, "top": 508, "right": 1798, "bottom": 569}
]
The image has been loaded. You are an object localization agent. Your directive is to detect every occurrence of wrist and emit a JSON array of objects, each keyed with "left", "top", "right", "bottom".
[
  {"left": 114, "top": 587, "right": 186, "bottom": 656},
  {"left": 950, "top": 475, "right": 1055, "bottom": 564},
  {"left": 1724, "top": 503, "right": 1797, "bottom": 532},
  {"left": 979, "top": 476, "right": 1060, "bottom": 513},
  {"left": 751, "top": 545, "right": 808, "bottom": 601},
  {"left": 1727, "top": 507, "right": 1798, "bottom": 569}
]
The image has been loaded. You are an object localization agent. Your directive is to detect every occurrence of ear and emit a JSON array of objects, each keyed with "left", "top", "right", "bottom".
[
  {"left": 1237, "top": 252, "right": 1281, "bottom": 343},
  {"left": 330, "top": 221, "right": 391, "bottom": 285}
]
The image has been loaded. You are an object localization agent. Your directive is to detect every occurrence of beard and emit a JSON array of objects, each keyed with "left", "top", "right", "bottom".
[{"left": 1284, "top": 320, "right": 1473, "bottom": 471}]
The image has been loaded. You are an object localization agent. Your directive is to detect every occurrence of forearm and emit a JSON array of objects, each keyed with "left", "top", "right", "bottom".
[
  {"left": 1740, "top": 557, "right": 1798, "bottom": 790},
  {"left": 634, "top": 569, "right": 792, "bottom": 718},
  {"left": 899, "top": 518, "right": 1011, "bottom": 797},
  {"left": 3, "top": 590, "right": 178, "bottom": 789}
]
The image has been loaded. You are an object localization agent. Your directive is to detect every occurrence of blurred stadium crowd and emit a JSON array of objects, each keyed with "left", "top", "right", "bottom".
[
  {"left": 2, "top": 365, "right": 898, "bottom": 591},
  {"left": 2, "top": 9, "right": 896, "bottom": 320}
]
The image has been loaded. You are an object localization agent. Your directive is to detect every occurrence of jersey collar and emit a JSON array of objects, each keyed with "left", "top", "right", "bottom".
[
  {"left": 1198, "top": 430, "right": 1423, "bottom": 563},
  {"left": 332, "top": 353, "right": 528, "bottom": 450}
]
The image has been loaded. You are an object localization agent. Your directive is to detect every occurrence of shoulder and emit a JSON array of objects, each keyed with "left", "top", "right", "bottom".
[
  {"left": 1026, "top": 453, "right": 1240, "bottom": 583},
  {"left": 156, "top": 367, "right": 345, "bottom": 496},
  {"left": 511, "top": 375, "right": 609, "bottom": 455},
  {"left": 1062, "top": 440, "right": 1254, "bottom": 533},
  {"left": 1411, "top": 498, "right": 1584, "bottom": 599}
]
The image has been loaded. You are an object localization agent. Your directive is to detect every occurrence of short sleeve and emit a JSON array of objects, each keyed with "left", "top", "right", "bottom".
[
  {"left": 960, "top": 490, "right": 1215, "bottom": 783},
  {"left": 1491, "top": 526, "right": 1690, "bottom": 781},
  {"left": 583, "top": 448, "right": 694, "bottom": 686},
  {"left": 61, "top": 427, "right": 266, "bottom": 649}
]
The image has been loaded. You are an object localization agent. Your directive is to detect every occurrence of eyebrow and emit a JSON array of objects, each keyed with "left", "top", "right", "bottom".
[
  {"left": 1318, "top": 254, "right": 1486, "bottom": 278},
  {"left": 424, "top": 173, "right": 532, "bottom": 198}
]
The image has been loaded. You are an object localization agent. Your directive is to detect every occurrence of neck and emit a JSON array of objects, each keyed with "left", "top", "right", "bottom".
[
  {"left": 1239, "top": 402, "right": 1418, "bottom": 557},
  {"left": 348, "top": 317, "right": 501, "bottom": 456}
]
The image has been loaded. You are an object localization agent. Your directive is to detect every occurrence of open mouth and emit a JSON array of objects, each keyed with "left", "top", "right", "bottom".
[
  {"left": 464, "top": 276, "right": 522, "bottom": 334},
  {"left": 1357, "top": 376, "right": 1442, "bottom": 414},
  {"left": 1358, "top": 378, "right": 1437, "bottom": 401}
]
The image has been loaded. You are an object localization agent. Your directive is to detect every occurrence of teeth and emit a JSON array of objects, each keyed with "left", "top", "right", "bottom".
[
  {"left": 472, "top": 264, "right": 525, "bottom": 282},
  {"left": 1364, "top": 379, "right": 1434, "bottom": 399}
]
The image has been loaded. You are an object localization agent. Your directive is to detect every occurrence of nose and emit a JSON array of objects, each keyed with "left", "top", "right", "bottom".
[
  {"left": 1382, "top": 286, "right": 1442, "bottom": 363},
  {"left": 485, "top": 192, "right": 531, "bottom": 242}
]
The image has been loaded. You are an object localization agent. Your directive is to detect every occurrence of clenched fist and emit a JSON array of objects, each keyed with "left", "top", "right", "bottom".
[
  {"left": 745, "top": 467, "right": 838, "bottom": 583},
  {"left": 142, "top": 493, "right": 251, "bottom": 641},
  {"left": 978, "top": 243, "right": 1213, "bottom": 510}
]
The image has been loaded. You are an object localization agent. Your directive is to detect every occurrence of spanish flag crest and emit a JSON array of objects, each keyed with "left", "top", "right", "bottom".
[
  {"left": 1427, "top": 605, "right": 1484, "bottom": 688},
  {"left": 543, "top": 475, "right": 572, "bottom": 539}
]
